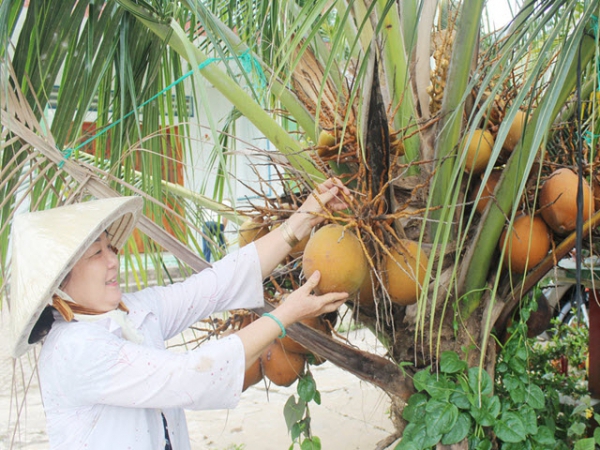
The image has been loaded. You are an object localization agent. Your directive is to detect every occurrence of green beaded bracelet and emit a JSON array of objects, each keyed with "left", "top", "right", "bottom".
[{"left": 262, "top": 312, "right": 286, "bottom": 338}]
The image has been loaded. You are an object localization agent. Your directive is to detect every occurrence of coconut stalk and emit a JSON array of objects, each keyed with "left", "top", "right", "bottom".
[
  {"left": 375, "top": 0, "right": 420, "bottom": 168},
  {"left": 430, "top": 0, "right": 486, "bottom": 239}
]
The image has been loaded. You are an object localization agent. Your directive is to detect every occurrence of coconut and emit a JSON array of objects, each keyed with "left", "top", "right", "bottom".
[
  {"left": 469, "top": 170, "right": 502, "bottom": 215},
  {"left": 262, "top": 340, "right": 306, "bottom": 387},
  {"left": 289, "top": 234, "right": 310, "bottom": 258},
  {"left": 499, "top": 214, "right": 550, "bottom": 274},
  {"left": 464, "top": 129, "right": 494, "bottom": 175},
  {"left": 280, "top": 316, "right": 329, "bottom": 354},
  {"left": 302, "top": 224, "right": 368, "bottom": 295},
  {"left": 242, "top": 357, "right": 263, "bottom": 391},
  {"left": 383, "top": 240, "right": 429, "bottom": 306},
  {"left": 502, "top": 110, "right": 527, "bottom": 152},
  {"left": 238, "top": 217, "right": 269, "bottom": 247},
  {"left": 539, "top": 168, "right": 593, "bottom": 235},
  {"left": 356, "top": 269, "right": 376, "bottom": 307}
]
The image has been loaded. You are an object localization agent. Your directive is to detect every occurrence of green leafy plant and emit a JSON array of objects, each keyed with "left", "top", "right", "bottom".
[
  {"left": 284, "top": 371, "right": 322, "bottom": 450},
  {"left": 397, "top": 294, "right": 598, "bottom": 449},
  {"left": 396, "top": 350, "right": 500, "bottom": 449}
]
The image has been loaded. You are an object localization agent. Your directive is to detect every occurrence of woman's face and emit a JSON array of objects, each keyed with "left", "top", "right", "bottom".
[{"left": 61, "top": 232, "right": 122, "bottom": 313}]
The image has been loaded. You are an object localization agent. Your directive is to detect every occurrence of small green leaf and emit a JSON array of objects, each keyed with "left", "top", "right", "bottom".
[
  {"left": 424, "top": 376, "right": 455, "bottom": 401},
  {"left": 572, "top": 402, "right": 590, "bottom": 416},
  {"left": 525, "top": 384, "right": 545, "bottom": 410},
  {"left": 425, "top": 399, "right": 459, "bottom": 435},
  {"left": 468, "top": 367, "right": 493, "bottom": 396},
  {"left": 470, "top": 394, "right": 500, "bottom": 427},
  {"left": 284, "top": 395, "right": 306, "bottom": 432},
  {"left": 594, "top": 426, "right": 600, "bottom": 444},
  {"left": 441, "top": 412, "right": 471, "bottom": 445},
  {"left": 313, "top": 390, "right": 321, "bottom": 405},
  {"left": 413, "top": 368, "right": 432, "bottom": 392},
  {"left": 403, "top": 393, "right": 428, "bottom": 423},
  {"left": 422, "top": 431, "right": 443, "bottom": 448},
  {"left": 393, "top": 441, "right": 419, "bottom": 450},
  {"left": 532, "top": 425, "right": 556, "bottom": 445},
  {"left": 568, "top": 422, "right": 587, "bottom": 438},
  {"left": 574, "top": 438, "right": 596, "bottom": 450},
  {"left": 397, "top": 422, "right": 426, "bottom": 448},
  {"left": 440, "top": 351, "right": 468, "bottom": 374},
  {"left": 468, "top": 436, "right": 492, "bottom": 450},
  {"left": 403, "top": 421, "right": 441, "bottom": 448},
  {"left": 298, "top": 375, "right": 317, "bottom": 403},
  {"left": 519, "top": 405, "right": 538, "bottom": 435},
  {"left": 449, "top": 385, "right": 470, "bottom": 409},
  {"left": 291, "top": 422, "right": 301, "bottom": 441},
  {"left": 503, "top": 374, "right": 526, "bottom": 404},
  {"left": 496, "top": 361, "right": 508, "bottom": 373},
  {"left": 508, "top": 356, "right": 527, "bottom": 374},
  {"left": 502, "top": 442, "right": 532, "bottom": 450},
  {"left": 300, "top": 436, "right": 321, "bottom": 450},
  {"left": 398, "top": 361, "right": 414, "bottom": 377},
  {"left": 494, "top": 412, "right": 527, "bottom": 443},
  {"left": 514, "top": 345, "right": 528, "bottom": 361}
]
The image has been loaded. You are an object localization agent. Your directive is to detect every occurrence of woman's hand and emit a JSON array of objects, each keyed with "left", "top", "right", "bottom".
[
  {"left": 273, "top": 270, "right": 348, "bottom": 326},
  {"left": 253, "top": 177, "right": 352, "bottom": 278},
  {"left": 288, "top": 178, "right": 352, "bottom": 240},
  {"left": 235, "top": 270, "right": 348, "bottom": 370}
]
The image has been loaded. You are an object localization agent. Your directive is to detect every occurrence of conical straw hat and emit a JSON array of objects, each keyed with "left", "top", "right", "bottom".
[{"left": 9, "top": 196, "right": 143, "bottom": 357}]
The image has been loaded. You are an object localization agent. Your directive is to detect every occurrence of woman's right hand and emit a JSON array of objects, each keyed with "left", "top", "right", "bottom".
[
  {"left": 273, "top": 271, "right": 348, "bottom": 327},
  {"left": 235, "top": 271, "right": 347, "bottom": 370}
]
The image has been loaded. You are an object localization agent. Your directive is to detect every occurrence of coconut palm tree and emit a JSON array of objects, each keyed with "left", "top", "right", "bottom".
[{"left": 2, "top": 0, "right": 599, "bottom": 447}]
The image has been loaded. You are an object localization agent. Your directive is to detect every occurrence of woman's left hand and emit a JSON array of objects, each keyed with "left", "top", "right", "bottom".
[{"left": 289, "top": 178, "right": 352, "bottom": 239}]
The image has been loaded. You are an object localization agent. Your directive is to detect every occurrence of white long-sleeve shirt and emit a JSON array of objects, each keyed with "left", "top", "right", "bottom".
[{"left": 38, "top": 244, "right": 264, "bottom": 449}]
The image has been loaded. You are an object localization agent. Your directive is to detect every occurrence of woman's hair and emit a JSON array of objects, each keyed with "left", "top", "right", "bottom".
[{"left": 28, "top": 307, "right": 55, "bottom": 344}]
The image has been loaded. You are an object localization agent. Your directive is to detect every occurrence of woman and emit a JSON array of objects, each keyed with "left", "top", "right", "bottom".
[{"left": 9, "top": 178, "right": 350, "bottom": 450}]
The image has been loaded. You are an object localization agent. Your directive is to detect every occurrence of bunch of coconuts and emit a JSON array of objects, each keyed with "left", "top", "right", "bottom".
[
  {"left": 464, "top": 110, "right": 595, "bottom": 274},
  {"left": 302, "top": 224, "right": 429, "bottom": 308}
]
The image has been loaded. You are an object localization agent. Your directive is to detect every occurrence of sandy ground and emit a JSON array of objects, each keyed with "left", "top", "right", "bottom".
[{"left": 0, "top": 308, "right": 397, "bottom": 450}]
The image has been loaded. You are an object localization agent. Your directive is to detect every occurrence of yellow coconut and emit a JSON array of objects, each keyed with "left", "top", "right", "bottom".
[
  {"left": 289, "top": 234, "right": 310, "bottom": 258},
  {"left": 469, "top": 170, "right": 502, "bottom": 215},
  {"left": 302, "top": 224, "right": 368, "bottom": 295},
  {"left": 539, "top": 168, "right": 593, "bottom": 235},
  {"left": 242, "top": 357, "right": 263, "bottom": 391},
  {"left": 502, "top": 110, "right": 527, "bottom": 152},
  {"left": 499, "top": 214, "right": 550, "bottom": 274},
  {"left": 383, "top": 240, "right": 429, "bottom": 306},
  {"left": 238, "top": 217, "right": 270, "bottom": 247},
  {"left": 356, "top": 270, "right": 376, "bottom": 307},
  {"left": 464, "top": 129, "right": 494, "bottom": 175},
  {"left": 280, "top": 316, "right": 330, "bottom": 354},
  {"left": 262, "top": 340, "right": 306, "bottom": 387}
]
